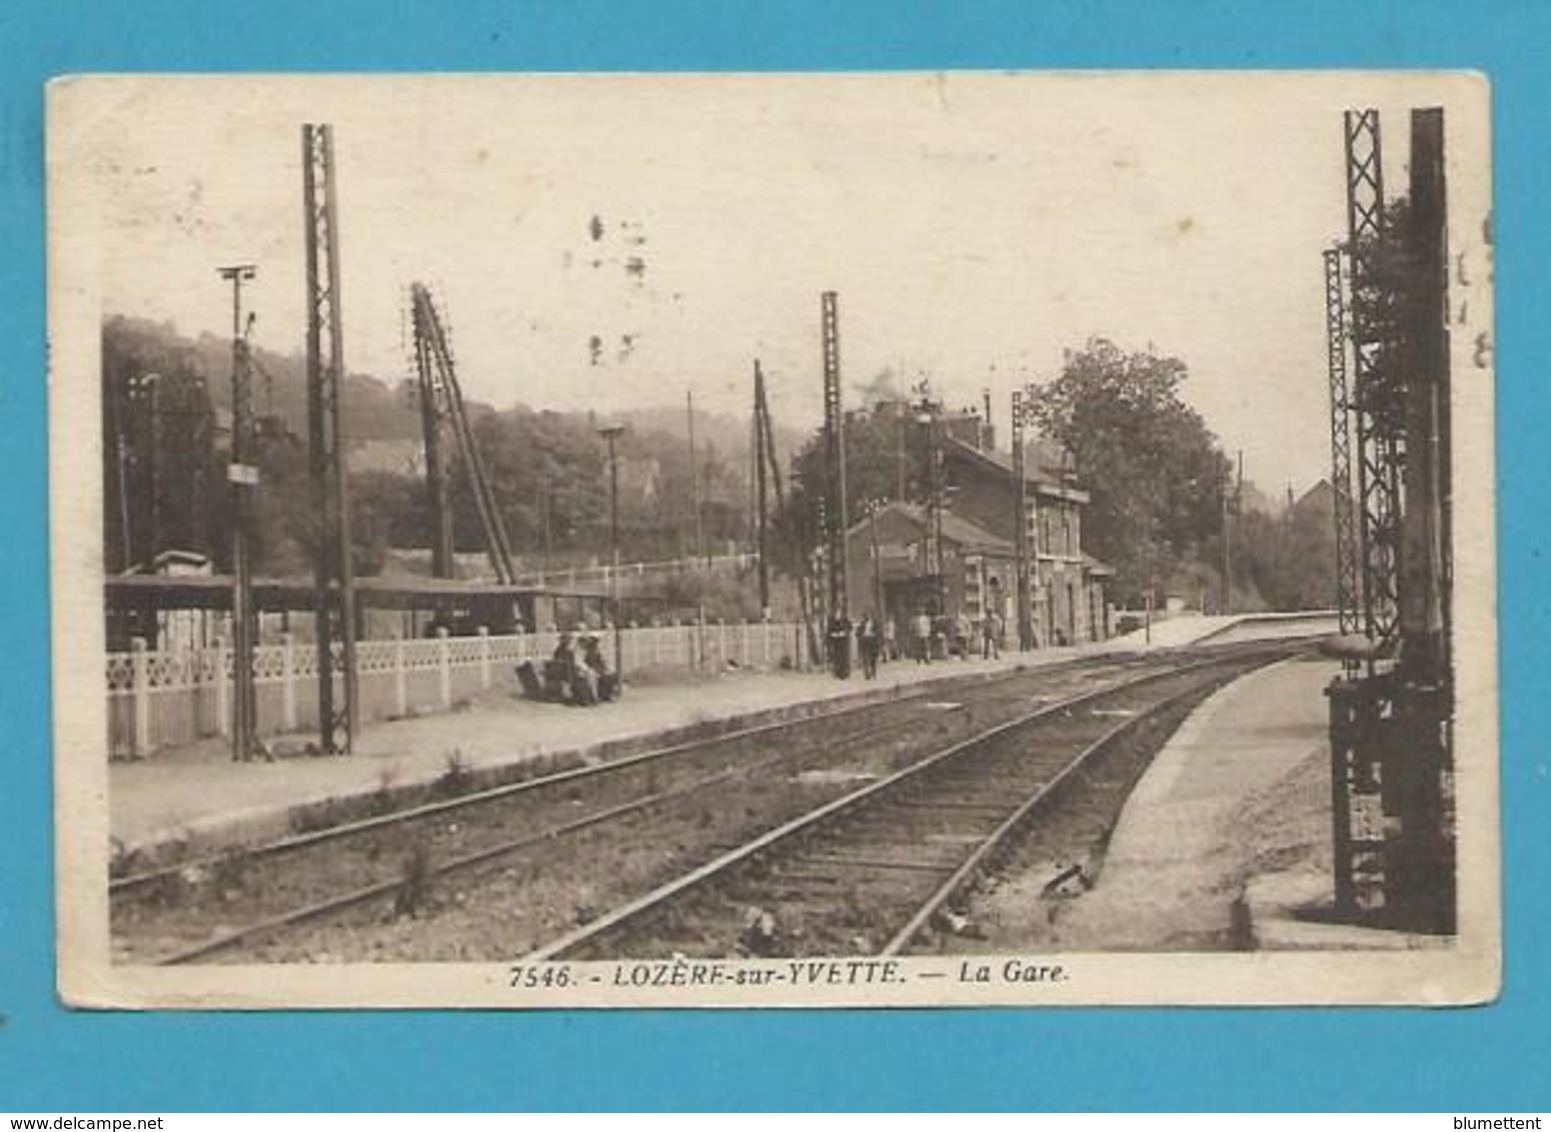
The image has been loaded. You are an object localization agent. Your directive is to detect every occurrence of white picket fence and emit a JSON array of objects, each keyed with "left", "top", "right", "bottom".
[
  {"left": 106, "top": 621, "right": 812, "bottom": 759},
  {"left": 513, "top": 550, "right": 759, "bottom": 588}
]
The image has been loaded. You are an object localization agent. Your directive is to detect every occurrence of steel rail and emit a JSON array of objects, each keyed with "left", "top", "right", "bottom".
[
  {"left": 147, "top": 663, "right": 1120, "bottom": 963},
  {"left": 880, "top": 688, "right": 1205, "bottom": 954},
  {"left": 158, "top": 758, "right": 769, "bottom": 965},
  {"left": 114, "top": 653, "right": 1130, "bottom": 900},
  {"left": 522, "top": 647, "right": 1288, "bottom": 962}
]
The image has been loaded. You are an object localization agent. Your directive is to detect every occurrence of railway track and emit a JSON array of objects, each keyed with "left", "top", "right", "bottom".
[
  {"left": 522, "top": 647, "right": 1290, "bottom": 961},
  {"left": 114, "top": 650, "right": 1181, "bottom": 964}
]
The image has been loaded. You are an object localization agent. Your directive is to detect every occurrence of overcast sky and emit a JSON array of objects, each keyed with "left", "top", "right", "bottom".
[{"left": 67, "top": 72, "right": 1488, "bottom": 496}]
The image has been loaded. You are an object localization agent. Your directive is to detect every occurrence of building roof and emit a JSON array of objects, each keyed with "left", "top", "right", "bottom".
[
  {"left": 941, "top": 436, "right": 1089, "bottom": 502},
  {"left": 848, "top": 501, "right": 1014, "bottom": 557},
  {"left": 150, "top": 549, "right": 212, "bottom": 573},
  {"left": 1082, "top": 552, "right": 1116, "bottom": 577}
]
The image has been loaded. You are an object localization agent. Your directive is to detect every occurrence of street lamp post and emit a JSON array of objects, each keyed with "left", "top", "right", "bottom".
[
  {"left": 598, "top": 424, "right": 626, "bottom": 678},
  {"left": 219, "top": 263, "right": 259, "bottom": 761}
]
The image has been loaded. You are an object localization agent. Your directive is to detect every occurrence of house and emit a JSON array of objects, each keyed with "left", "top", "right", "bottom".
[
  {"left": 939, "top": 435, "right": 1111, "bottom": 647},
  {"left": 839, "top": 433, "right": 1111, "bottom": 649},
  {"left": 842, "top": 501, "right": 1015, "bottom": 646}
]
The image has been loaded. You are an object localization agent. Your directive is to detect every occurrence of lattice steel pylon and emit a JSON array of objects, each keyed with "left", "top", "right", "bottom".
[
  {"left": 411, "top": 294, "right": 455, "bottom": 581},
  {"left": 1343, "top": 109, "right": 1405, "bottom": 653},
  {"left": 302, "top": 123, "right": 359, "bottom": 754},
  {"left": 820, "top": 291, "right": 849, "bottom": 626},
  {"left": 410, "top": 283, "right": 517, "bottom": 585},
  {"left": 1323, "top": 246, "right": 1362, "bottom": 637}
]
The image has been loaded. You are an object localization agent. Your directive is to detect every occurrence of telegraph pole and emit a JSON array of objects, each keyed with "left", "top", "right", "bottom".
[
  {"left": 757, "top": 384, "right": 819, "bottom": 663},
  {"left": 539, "top": 470, "right": 554, "bottom": 573},
  {"left": 1011, "top": 388, "right": 1032, "bottom": 650},
  {"left": 753, "top": 360, "right": 771, "bottom": 617},
  {"left": 686, "top": 391, "right": 704, "bottom": 564},
  {"left": 599, "top": 423, "right": 626, "bottom": 677},
  {"left": 1220, "top": 450, "right": 1240, "bottom": 614},
  {"left": 107, "top": 371, "right": 134, "bottom": 571},
  {"left": 868, "top": 501, "right": 884, "bottom": 622},
  {"left": 220, "top": 264, "right": 259, "bottom": 760}
]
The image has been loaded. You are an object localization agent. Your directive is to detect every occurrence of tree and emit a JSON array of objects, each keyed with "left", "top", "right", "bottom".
[
  {"left": 1229, "top": 485, "right": 1339, "bottom": 612},
  {"left": 770, "top": 400, "right": 933, "bottom": 579},
  {"left": 102, "top": 317, "right": 218, "bottom": 572},
  {"left": 1025, "top": 337, "right": 1230, "bottom": 602},
  {"left": 101, "top": 316, "right": 765, "bottom": 578},
  {"left": 351, "top": 471, "right": 425, "bottom": 575}
]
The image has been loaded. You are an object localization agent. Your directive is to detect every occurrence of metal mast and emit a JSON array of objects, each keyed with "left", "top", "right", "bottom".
[
  {"left": 1327, "top": 106, "right": 1455, "bottom": 933},
  {"left": 410, "top": 283, "right": 517, "bottom": 584},
  {"left": 1399, "top": 107, "right": 1451, "bottom": 686},
  {"left": 1343, "top": 109, "right": 1405, "bottom": 653},
  {"left": 1324, "top": 245, "right": 1361, "bottom": 636},
  {"left": 302, "top": 123, "right": 358, "bottom": 754},
  {"left": 1011, "top": 388, "right": 1032, "bottom": 650},
  {"left": 820, "top": 291, "right": 848, "bottom": 625},
  {"left": 219, "top": 263, "right": 259, "bottom": 760},
  {"left": 412, "top": 295, "right": 455, "bottom": 580}
]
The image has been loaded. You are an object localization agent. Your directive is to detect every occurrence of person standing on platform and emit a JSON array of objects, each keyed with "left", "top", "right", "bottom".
[
  {"left": 983, "top": 609, "right": 1001, "bottom": 660},
  {"left": 827, "top": 614, "right": 853, "bottom": 679},
  {"left": 856, "top": 613, "right": 881, "bottom": 680},
  {"left": 912, "top": 608, "right": 933, "bottom": 664}
]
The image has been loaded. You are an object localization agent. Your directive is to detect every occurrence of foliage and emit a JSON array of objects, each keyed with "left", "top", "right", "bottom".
[
  {"left": 1025, "top": 337, "right": 1230, "bottom": 602},
  {"left": 770, "top": 400, "right": 932, "bottom": 577},
  {"left": 1233, "top": 489, "right": 1340, "bottom": 611},
  {"left": 101, "top": 315, "right": 762, "bottom": 579}
]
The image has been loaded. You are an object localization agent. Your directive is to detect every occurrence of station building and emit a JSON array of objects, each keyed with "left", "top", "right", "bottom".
[{"left": 842, "top": 430, "right": 1112, "bottom": 649}]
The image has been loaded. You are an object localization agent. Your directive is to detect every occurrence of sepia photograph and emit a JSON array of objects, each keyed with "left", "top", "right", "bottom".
[{"left": 47, "top": 71, "right": 1497, "bottom": 1008}]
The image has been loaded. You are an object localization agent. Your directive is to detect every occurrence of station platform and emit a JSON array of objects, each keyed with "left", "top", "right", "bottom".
[
  {"left": 1048, "top": 653, "right": 1442, "bottom": 951},
  {"left": 108, "top": 611, "right": 1341, "bottom": 874},
  {"left": 109, "top": 642, "right": 1105, "bottom": 865},
  {"left": 1107, "top": 613, "right": 1244, "bottom": 650}
]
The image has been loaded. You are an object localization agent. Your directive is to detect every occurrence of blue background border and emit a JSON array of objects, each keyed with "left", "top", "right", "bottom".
[{"left": 2, "top": 0, "right": 1546, "bottom": 1112}]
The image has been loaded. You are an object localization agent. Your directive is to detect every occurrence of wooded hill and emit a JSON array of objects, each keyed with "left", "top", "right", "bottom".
[{"left": 101, "top": 315, "right": 798, "bottom": 579}]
